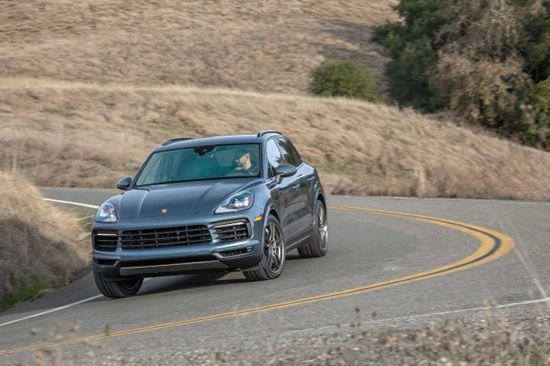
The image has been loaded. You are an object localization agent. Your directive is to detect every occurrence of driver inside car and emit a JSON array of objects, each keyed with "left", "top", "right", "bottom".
[{"left": 232, "top": 149, "right": 259, "bottom": 176}]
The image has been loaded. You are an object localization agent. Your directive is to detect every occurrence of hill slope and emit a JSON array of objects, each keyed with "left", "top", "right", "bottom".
[
  {"left": 2, "top": 79, "right": 550, "bottom": 200},
  {"left": 0, "top": 0, "right": 395, "bottom": 93},
  {"left": 2, "top": 0, "right": 550, "bottom": 200}
]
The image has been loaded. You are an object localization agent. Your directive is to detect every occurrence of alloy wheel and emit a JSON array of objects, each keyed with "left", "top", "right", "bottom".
[{"left": 264, "top": 222, "right": 284, "bottom": 273}]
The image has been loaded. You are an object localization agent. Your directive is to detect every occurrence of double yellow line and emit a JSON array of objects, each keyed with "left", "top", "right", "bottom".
[{"left": 0, "top": 205, "right": 514, "bottom": 356}]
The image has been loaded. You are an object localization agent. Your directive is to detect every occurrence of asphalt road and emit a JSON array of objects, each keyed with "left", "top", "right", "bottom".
[{"left": 0, "top": 188, "right": 549, "bottom": 364}]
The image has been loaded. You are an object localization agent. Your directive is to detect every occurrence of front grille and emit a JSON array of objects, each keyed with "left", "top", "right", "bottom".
[
  {"left": 214, "top": 220, "right": 250, "bottom": 242},
  {"left": 93, "top": 231, "right": 118, "bottom": 252},
  {"left": 120, "top": 225, "right": 211, "bottom": 250}
]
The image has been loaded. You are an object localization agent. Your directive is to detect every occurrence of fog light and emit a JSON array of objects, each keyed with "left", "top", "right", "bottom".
[{"left": 246, "top": 246, "right": 253, "bottom": 253}]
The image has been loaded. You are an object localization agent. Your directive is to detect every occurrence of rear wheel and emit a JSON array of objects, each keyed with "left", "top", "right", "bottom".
[
  {"left": 298, "top": 199, "right": 328, "bottom": 258},
  {"left": 243, "top": 215, "right": 286, "bottom": 281},
  {"left": 93, "top": 262, "right": 143, "bottom": 299}
]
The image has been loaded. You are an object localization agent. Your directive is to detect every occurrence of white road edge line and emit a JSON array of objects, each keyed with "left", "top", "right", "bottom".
[
  {"left": 0, "top": 277, "right": 154, "bottom": 329},
  {"left": 44, "top": 198, "right": 99, "bottom": 209},
  {"left": 282, "top": 297, "right": 550, "bottom": 337},
  {"left": 0, "top": 295, "right": 103, "bottom": 328}
]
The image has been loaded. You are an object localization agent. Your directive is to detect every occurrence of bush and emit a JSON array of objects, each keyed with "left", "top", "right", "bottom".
[
  {"left": 527, "top": 79, "right": 550, "bottom": 148},
  {"left": 431, "top": 55, "right": 531, "bottom": 129},
  {"left": 310, "top": 60, "right": 377, "bottom": 101}
]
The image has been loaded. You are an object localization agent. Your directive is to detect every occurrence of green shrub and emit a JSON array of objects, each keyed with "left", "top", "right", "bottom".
[
  {"left": 310, "top": 60, "right": 377, "bottom": 101},
  {"left": 373, "top": 0, "right": 451, "bottom": 111},
  {"left": 385, "top": 38, "right": 439, "bottom": 111},
  {"left": 532, "top": 79, "right": 550, "bottom": 123},
  {"left": 527, "top": 79, "right": 550, "bottom": 148}
]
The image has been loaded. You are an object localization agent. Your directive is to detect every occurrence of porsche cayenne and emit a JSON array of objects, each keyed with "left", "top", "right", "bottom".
[{"left": 92, "top": 131, "right": 328, "bottom": 298}]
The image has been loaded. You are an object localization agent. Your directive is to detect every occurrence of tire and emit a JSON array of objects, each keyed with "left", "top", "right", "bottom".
[
  {"left": 93, "top": 261, "right": 143, "bottom": 299},
  {"left": 243, "top": 215, "right": 286, "bottom": 281},
  {"left": 298, "top": 199, "right": 328, "bottom": 258}
]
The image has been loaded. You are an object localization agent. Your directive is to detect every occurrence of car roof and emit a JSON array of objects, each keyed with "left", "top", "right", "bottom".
[{"left": 155, "top": 133, "right": 281, "bottom": 152}]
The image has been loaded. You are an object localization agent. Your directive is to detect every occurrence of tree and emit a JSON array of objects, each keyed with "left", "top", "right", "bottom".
[{"left": 375, "top": 0, "right": 550, "bottom": 149}]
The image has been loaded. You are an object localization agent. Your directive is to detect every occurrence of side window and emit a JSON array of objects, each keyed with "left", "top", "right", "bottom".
[
  {"left": 276, "top": 137, "right": 302, "bottom": 167},
  {"left": 265, "top": 139, "right": 283, "bottom": 177}
]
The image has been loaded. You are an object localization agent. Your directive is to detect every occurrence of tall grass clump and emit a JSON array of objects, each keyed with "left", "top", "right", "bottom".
[{"left": 0, "top": 171, "right": 89, "bottom": 309}]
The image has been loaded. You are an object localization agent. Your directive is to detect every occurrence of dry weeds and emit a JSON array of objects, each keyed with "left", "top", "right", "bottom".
[
  {"left": 0, "top": 171, "right": 89, "bottom": 304},
  {"left": 27, "top": 308, "right": 550, "bottom": 365},
  {"left": 2, "top": 79, "right": 550, "bottom": 200},
  {"left": 0, "top": 0, "right": 395, "bottom": 94}
]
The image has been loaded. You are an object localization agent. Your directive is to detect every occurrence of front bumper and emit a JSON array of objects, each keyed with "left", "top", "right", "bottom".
[{"left": 92, "top": 212, "right": 265, "bottom": 279}]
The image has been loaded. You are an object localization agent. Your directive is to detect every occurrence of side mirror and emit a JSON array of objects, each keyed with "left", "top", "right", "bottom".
[
  {"left": 275, "top": 164, "right": 297, "bottom": 183},
  {"left": 117, "top": 176, "right": 132, "bottom": 191}
]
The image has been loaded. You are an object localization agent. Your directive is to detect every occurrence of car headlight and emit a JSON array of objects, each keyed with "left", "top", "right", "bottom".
[
  {"left": 215, "top": 192, "right": 254, "bottom": 213},
  {"left": 95, "top": 202, "right": 118, "bottom": 223}
]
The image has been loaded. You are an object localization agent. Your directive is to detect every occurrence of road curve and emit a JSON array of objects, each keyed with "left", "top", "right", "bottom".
[{"left": 0, "top": 189, "right": 548, "bottom": 364}]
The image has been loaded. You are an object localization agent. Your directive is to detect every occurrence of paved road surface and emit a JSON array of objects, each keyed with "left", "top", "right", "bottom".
[{"left": 0, "top": 188, "right": 548, "bottom": 364}]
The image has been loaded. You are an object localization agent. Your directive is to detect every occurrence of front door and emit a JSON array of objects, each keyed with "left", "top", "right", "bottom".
[{"left": 265, "top": 138, "right": 302, "bottom": 242}]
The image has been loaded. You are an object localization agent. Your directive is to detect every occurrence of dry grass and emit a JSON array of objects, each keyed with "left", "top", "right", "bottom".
[
  {"left": 0, "top": 171, "right": 89, "bottom": 304},
  {"left": 2, "top": 0, "right": 550, "bottom": 200},
  {"left": 27, "top": 308, "right": 550, "bottom": 365},
  {"left": 2, "top": 79, "right": 550, "bottom": 199},
  {"left": 0, "top": 0, "right": 396, "bottom": 94}
]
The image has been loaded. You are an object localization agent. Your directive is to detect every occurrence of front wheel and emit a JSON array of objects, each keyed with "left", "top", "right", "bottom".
[
  {"left": 243, "top": 215, "right": 286, "bottom": 281},
  {"left": 298, "top": 199, "right": 328, "bottom": 258},
  {"left": 93, "top": 262, "right": 143, "bottom": 299}
]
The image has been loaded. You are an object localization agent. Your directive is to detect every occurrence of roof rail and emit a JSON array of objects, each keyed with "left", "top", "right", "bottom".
[
  {"left": 257, "top": 130, "right": 282, "bottom": 137},
  {"left": 162, "top": 137, "right": 194, "bottom": 146}
]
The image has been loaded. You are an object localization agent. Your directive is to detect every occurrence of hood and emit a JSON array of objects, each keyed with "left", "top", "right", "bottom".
[{"left": 117, "top": 179, "right": 260, "bottom": 219}]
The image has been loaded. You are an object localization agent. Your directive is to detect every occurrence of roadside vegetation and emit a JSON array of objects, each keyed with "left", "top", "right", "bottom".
[
  {"left": 374, "top": 0, "right": 550, "bottom": 149},
  {"left": 28, "top": 307, "right": 550, "bottom": 365},
  {"left": 0, "top": 172, "right": 89, "bottom": 310}
]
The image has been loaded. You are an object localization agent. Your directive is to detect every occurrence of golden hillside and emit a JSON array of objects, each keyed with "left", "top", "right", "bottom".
[
  {"left": 1, "top": 0, "right": 395, "bottom": 93},
  {"left": 2, "top": 79, "right": 550, "bottom": 200}
]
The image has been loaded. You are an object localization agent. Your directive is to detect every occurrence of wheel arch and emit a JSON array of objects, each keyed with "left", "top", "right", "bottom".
[
  {"left": 264, "top": 201, "right": 281, "bottom": 223},
  {"left": 316, "top": 192, "right": 326, "bottom": 208}
]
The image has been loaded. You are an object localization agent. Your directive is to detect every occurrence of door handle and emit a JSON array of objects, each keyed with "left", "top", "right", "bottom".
[
  {"left": 307, "top": 176, "right": 315, "bottom": 182},
  {"left": 292, "top": 184, "right": 300, "bottom": 190}
]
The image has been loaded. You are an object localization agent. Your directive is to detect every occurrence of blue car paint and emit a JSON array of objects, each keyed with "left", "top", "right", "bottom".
[{"left": 92, "top": 133, "right": 325, "bottom": 279}]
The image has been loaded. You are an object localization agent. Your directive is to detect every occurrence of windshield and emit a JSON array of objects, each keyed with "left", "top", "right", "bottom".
[{"left": 135, "top": 144, "right": 261, "bottom": 186}]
